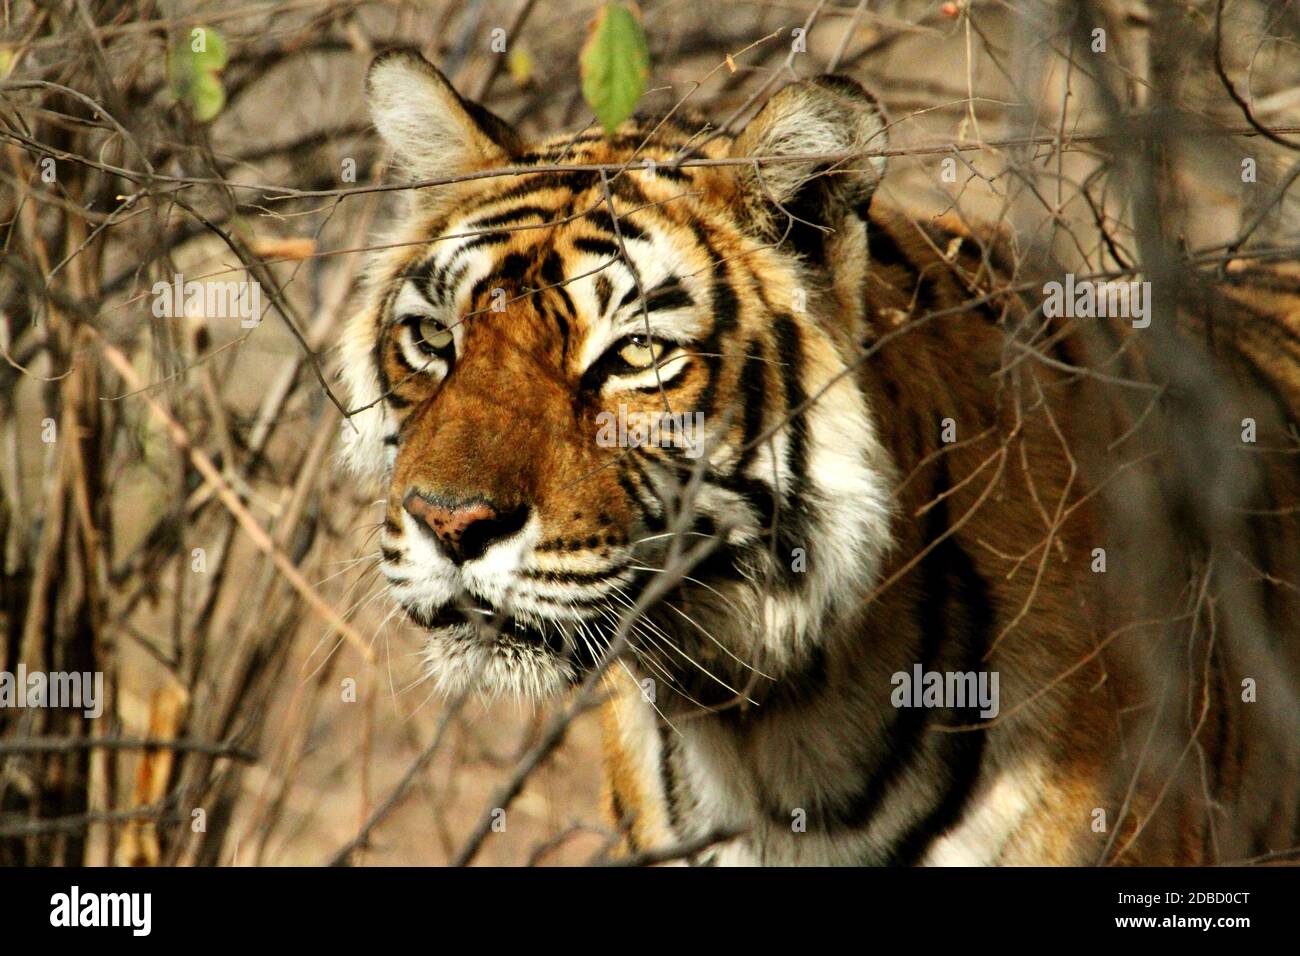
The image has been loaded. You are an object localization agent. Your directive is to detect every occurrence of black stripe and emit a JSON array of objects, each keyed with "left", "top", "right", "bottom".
[
  {"left": 468, "top": 250, "right": 534, "bottom": 312},
  {"left": 525, "top": 591, "right": 642, "bottom": 615},
  {"left": 693, "top": 229, "right": 740, "bottom": 422},
  {"left": 616, "top": 460, "right": 665, "bottom": 532},
  {"left": 456, "top": 231, "right": 513, "bottom": 254},
  {"left": 883, "top": 455, "right": 994, "bottom": 865},
  {"left": 646, "top": 284, "right": 693, "bottom": 313},
  {"left": 827, "top": 626, "right": 946, "bottom": 833},
  {"left": 552, "top": 306, "right": 571, "bottom": 358},
  {"left": 399, "top": 253, "right": 441, "bottom": 288},
  {"left": 468, "top": 275, "right": 497, "bottom": 309},
  {"left": 491, "top": 171, "right": 599, "bottom": 205},
  {"left": 657, "top": 720, "right": 684, "bottom": 838},
  {"left": 609, "top": 787, "right": 640, "bottom": 853},
  {"left": 817, "top": 453, "right": 992, "bottom": 844},
  {"left": 520, "top": 132, "right": 646, "bottom": 153},
  {"left": 574, "top": 236, "right": 622, "bottom": 260},
  {"left": 701, "top": 234, "right": 740, "bottom": 334},
  {"left": 609, "top": 174, "right": 649, "bottom": 208},
  {"left": 497, "top": 251, "right": 531, "bottom": 286},
  {"left": 616, "top": 284, "right": 640, "bottom": 312},
  {"left": 771, "top": 315, "right": 809, "bottom": 493},
  {"left": 520, "top": 566, "right": 629, "bottom": 586},
  {"left": 389, "top": 342, "right": 421, "bottom": 374},
  {"left": 735, "top": 342, "right": 768, "bottom": 472},
  {"left": 595, "top": 274, "right": 614, "bottom": 316},
  {"left": 373, "top": 284, "right": 404, "bottom": 402},
  {"left": 646, "top": 163, "right": 691, "bottom": 184},
  {"left": 538, "top": 251, "right": 575, "bottom": 357},
  {"left": 622, "top": 451, "right": 674, "bottom": 526},
  {"left": 465, "top": 205, "right": 553, "bottom": 231},
  {"left": 624, "top": 275, "right": 693, "bottom": 314},
  {"left": 588, "top": 209, "right": 646, "bottom": 242},
  {"left": 538, "top": 248, "right": 565, "bottom": 290},
  {"left": 769, "top": 314, "right": 813, "bottom": 586},
  {"left": 637, "top": 277, "right": 696, "bottom": 314}
]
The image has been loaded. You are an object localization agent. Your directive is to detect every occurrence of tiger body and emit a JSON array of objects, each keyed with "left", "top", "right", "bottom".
[{"left": 342, "top": 51, "right": 1300, "bottom": 865}]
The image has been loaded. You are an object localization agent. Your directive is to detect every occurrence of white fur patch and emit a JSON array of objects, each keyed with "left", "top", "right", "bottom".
[
  {"left": 921, "top": 762, "right": 1045, "bottom": 866},
  {"left": 365, "top": 51, "right": 505, "bottom": 181}
]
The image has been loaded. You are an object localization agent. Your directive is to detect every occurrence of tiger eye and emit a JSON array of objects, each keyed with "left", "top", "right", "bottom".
[
  {"left": 619, "top": 336, "right": 665, "bottom": 369},
  {"left": 418, "top": 317, "right": 453, "bottom": 351}
]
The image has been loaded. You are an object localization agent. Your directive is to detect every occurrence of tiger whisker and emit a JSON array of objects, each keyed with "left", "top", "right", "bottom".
[
  {"left": 612, "top": 576, "right": 772, "bottom": 683},
  {"left": 606, "top": 584, "right": 755, "bottom": 702}
]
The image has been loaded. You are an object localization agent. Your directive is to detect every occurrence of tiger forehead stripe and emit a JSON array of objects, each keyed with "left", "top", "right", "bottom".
[
  {"left": 618, "top": 276, "right": 693, "bottom": 314},
  {"left": 465, "top": 205, "right": 553, "bottom": 231},
  {"left": 595, "top": 274, "right": 614, "bottom": 317}
]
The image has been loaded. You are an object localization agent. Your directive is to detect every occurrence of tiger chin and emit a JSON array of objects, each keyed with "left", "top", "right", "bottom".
[{"left": 340, "top": 50, "right": 1300, "bottom": 866}]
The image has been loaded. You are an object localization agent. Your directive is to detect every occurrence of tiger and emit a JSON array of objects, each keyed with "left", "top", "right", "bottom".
[{"left": 339, "top": 49, "right": 1300, "bottom": 866}]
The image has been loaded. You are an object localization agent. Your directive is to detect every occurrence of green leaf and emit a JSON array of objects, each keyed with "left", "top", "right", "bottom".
[
  {"left": 189, "top": 72, "right": 226, "bottom": 123},
  {"left": 580, "top": 4, "right": 649, "bottom": 135},
  {"left": 190, "top": 28, "right": 228, "bottom": 71},
  {"left": 169, "top": 26, "right": 228, "bottom": 123}
]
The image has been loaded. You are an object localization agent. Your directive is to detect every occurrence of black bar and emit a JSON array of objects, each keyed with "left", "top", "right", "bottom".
[{"left": 0, "top": 866, "right": 1287, "bottom": 942}]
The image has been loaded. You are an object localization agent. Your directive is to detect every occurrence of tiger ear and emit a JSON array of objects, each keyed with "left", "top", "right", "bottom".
[
  {"left": 727, "top": 75, "right": 888, "bottom": 237},
  {"left": 365, "top": 49, "right": 521, "bottom": 182}
]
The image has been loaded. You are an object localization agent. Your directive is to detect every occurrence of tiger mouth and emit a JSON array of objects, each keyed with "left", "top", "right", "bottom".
[{"left": 407, "top": 601, "right": 569, "bottom": 656}]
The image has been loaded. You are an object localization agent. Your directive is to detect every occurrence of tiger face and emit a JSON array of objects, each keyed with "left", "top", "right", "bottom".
[{"left": 341, "top": 51, "right": 896, "bottom": 702}]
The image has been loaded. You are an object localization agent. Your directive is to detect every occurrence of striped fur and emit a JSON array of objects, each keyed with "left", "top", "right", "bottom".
[{"left": 342, "top": 51, "right": 1300, "bottom": 865}]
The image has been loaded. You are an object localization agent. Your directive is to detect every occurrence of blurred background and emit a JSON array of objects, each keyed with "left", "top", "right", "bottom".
[{"left": 1, "top": 0, "right": 1297, "bottom": 866}]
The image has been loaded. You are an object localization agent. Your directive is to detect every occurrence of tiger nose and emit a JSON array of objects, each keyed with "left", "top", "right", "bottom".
[{"left": 402, "top": 492, "right": 528, "bottom": 564}]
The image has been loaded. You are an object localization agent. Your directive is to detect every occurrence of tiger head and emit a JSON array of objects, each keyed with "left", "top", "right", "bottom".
[{"left": 340, "top": 50, "right": 896, "bottom": 705}]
